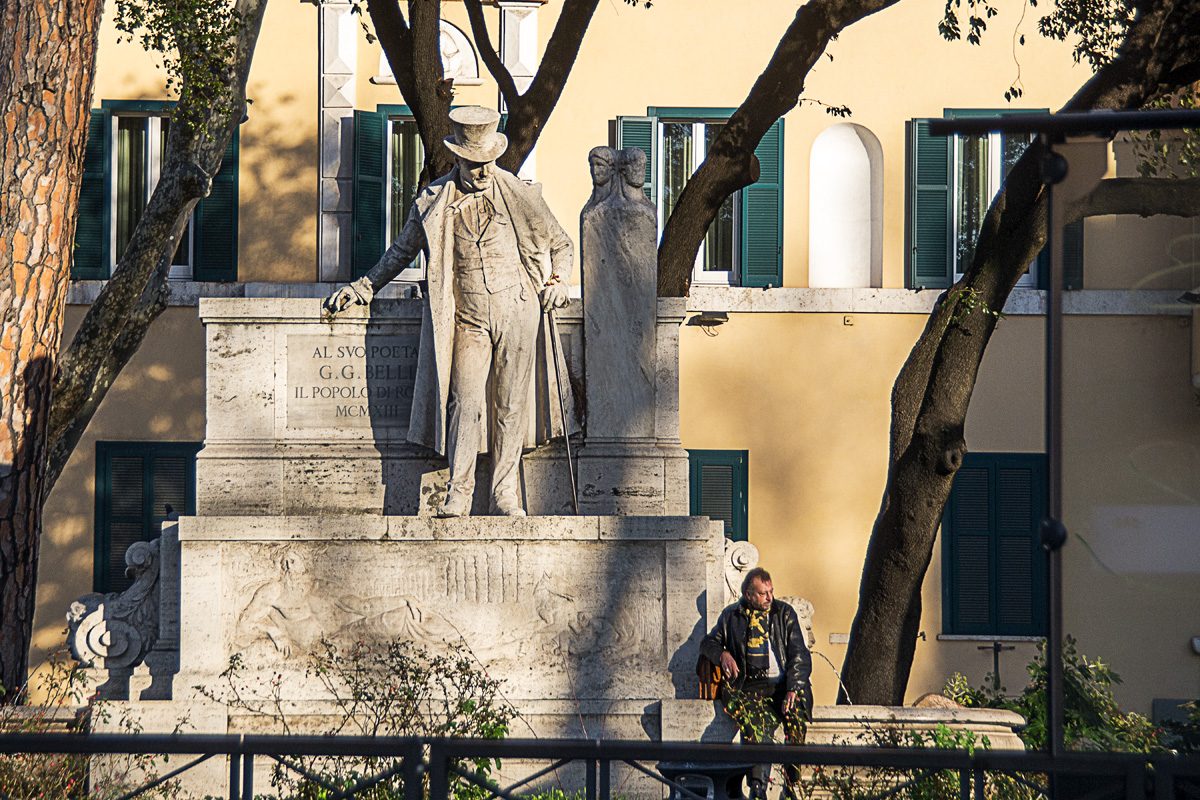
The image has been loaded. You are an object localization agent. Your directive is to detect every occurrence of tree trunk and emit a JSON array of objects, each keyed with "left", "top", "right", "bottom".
[
  {"left": 840, "top": 0, "right": 1200, "bottom": 705},
  {"left": 369, "top": 0, "right": 454, "bottom": 185},
  {"left": 45, "top": 0, "right": 270, "bottom": 494},
  {"left": 0, "top": 0, "right": 105, "bottom": 702},
  {"left": 656, "top": 0, "right": 903, "bottom": 298}
]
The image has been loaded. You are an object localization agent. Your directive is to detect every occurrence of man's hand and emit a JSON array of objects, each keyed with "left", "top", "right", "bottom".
[
  {"left": 783, "top": 690, "right": 797, "bottom": 714},
  {"left": 719, "top": 651, "right": 739, "bottom": 680},
  {"left": 323, "top": 277, "right": 375, "bottom": 316},
  {"left": 540, "top": 281, "right": 569, "bottom": 312}
]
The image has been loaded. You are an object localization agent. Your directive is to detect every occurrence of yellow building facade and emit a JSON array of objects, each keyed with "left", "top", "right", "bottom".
[{"left": 37, "top": 0, "right": 1200, "bottom": 718}]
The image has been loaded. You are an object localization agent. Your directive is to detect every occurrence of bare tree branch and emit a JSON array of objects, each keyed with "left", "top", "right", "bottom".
[
  {"left": 46, "top": 0, "right": 271, "bottom": 492},
  {"left": 463, "top": 0, "right": 520, "bottom": 109},
  {"left": 1068, "top": 176, "right": 1200, "bottom": 220},
  {"left": 499, "top": 0, "right": 601, "bottom": 172}
]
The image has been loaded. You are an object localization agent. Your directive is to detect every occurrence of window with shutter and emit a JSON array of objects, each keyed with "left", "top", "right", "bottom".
[
  {"left": 907, "top": 110, "right": 1083, "bottom": 290},
  {"left": 72, "top": 101, "right": 240, "bottom": 282},
  {"left": 942, "top": 452, "right": 1047, "bottom": 636},
  {"left": 95, "top": 441, "right": 201, "bottom": 593},
  {"left": 618, "top": 109, "right": 783, "bottom": 288},
  {"left": 352, "top": 104, "right": 425, "bottom": 282},
  {"left": 688, "top": 449, "right": 748, "bottom": 541}
]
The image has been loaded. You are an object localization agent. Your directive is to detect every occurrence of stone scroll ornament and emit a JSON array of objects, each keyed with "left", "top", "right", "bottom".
[
  {"left": 723, "top": 539, "right": 760, "bottom": 604},
  {"left": 67, "top": 540, "right": 161, "bottom": 671}
]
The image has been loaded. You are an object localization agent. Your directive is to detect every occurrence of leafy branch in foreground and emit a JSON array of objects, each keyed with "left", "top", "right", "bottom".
[{"left": 199, "top": 638, "right": 516, "bottom": 800}]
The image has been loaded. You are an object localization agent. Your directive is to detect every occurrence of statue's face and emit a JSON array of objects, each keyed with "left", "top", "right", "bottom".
[
  {"left": 621, "top": 159, "right": 644, "bottom": 187},
  {"left": 589, "top": 156, "right": 614, "bottom": 186},
  {"left": 457, "top": 156, "right": 495, "bottom": 192},
  {"left": 743, "top": 578, "right": 774, "bottom": 612}
]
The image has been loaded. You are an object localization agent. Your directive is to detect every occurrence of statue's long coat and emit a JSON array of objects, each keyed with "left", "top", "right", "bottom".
[{"left": 366, "top": 167, "right": 580, "bottom": 456}]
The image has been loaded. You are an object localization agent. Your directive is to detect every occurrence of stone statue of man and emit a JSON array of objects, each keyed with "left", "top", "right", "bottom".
[{"left": 325, "top": 106, "right": 576, "bottom": 517}]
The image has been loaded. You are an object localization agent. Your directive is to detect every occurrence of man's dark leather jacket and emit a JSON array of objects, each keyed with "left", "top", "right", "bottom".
[{"left": 699, "top": 600, "right": 814, "bottom": 718}]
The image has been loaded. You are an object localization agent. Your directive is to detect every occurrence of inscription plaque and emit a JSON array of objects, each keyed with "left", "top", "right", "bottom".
[{"left": 286, "top": 334, "right": 419, "bottom": 429}]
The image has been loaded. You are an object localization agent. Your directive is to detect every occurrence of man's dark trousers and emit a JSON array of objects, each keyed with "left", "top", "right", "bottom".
[{"left": 721, "top": 677, "right": 807, "bottom": 789}]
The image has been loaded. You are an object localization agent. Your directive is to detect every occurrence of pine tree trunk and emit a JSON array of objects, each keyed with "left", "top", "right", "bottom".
[{"left": 0, "top": 0, "right": 104, "bottom": 702}]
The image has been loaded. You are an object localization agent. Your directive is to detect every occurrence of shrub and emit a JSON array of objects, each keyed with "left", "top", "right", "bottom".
[
  {"left": 199, "top": 638, "right": 515, "bottom": 800},
  {"left": 0, "top": 647, "right": 181, "bottom": 799},
  {"left": 944, "top": 635, "right": 1163, "bottom": 753}
]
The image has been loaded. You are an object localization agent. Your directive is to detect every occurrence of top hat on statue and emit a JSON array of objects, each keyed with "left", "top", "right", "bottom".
[{"left": 444, "top": 106, "right": 508, "bottom": 163}]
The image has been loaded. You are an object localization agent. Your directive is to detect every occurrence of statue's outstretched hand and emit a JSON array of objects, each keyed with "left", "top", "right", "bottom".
[
  {"left": 540, "top": 282, "right": 569, "bottom": 312},
  {"left": 323, "top": 277, "right": 375, "bottom": 316}
]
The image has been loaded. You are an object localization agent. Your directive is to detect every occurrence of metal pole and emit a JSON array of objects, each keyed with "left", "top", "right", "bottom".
[
  {"left": 547, "top": 308, "right": 580, "bottom": 514},
  {"left": 429, "top": 741, "right": 449, "bottom": 800},
  {"left": 404, "top": 742, "right": 423, "bottom": 800},
  {"left": 600, "top": 758, "right": 611, "bottom": 800},
  {"left": 1040, "top": 135, "right": 1068, "bottom": 771},
  {"left": 242, "top": 752, "right": 254, "bottom": 800},
  {"left": 228, "top": 752, "right": 240, "bottom": 800},
  {"left": 586, "top": 758, "right": 598, "bottom": 800}
]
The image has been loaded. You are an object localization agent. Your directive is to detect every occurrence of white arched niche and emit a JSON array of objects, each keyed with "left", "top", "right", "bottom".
[
  {"left": 373, "top": 21, "right": 482, "bottom": 86},
  {"left": 808, "top": 123, "right": 883, "bottom": 288}
]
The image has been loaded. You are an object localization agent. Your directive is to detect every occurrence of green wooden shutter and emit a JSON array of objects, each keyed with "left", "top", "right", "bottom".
[
  {"left": 740, "top": 119, "right": 784, "bottom": 288},
  {"left": 945, "top": 462, "right": 993, "bottom": 633},
  {"left": 95, "top": 442, "right": 200, "bottom": 593},
  {"left": 688, "top": 449, "right": 748, "bottom": 541},
  {"left": 193, "top": 129, "right": 239, "bottom": 281},
  {"left": 942, "top": 453, "right": 1047, "bottom": 636},
  {"left": 353, "top": 109, "right": 387, "bottom": 278},
  {"left": 995, "top": 458, "right": 1047, "bottom": 635},
  {"left": 95, "top": 449, "right": 146, "bottom": 593},
  {"left": 73, "top": 109, "right": 111, "bottom": 279},
  {"left": 616, "top": 116, "right": 656, "bottom": 204},
  {"left": 907, "top": 119, "right": 952, "bottom": 288}
]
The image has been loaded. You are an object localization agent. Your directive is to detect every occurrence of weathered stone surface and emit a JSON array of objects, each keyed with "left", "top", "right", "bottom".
[
  {"left": 198, "top": 298, "right": 584, "bottom": 515},
  {"left": 808, "top": 705, "right": 1027, "bottom": 750},
  {"left": 168, "top": 516, "right": 725, "bottom": 709},
  {"left": 576, "top": 148, "right": 689, "bottom": 517},
  {"left": 582, "top": 146, "right": 658, "bottom": 442},
  {"left": 660, "top": 702, "right": 1027, "bottom": 750}
]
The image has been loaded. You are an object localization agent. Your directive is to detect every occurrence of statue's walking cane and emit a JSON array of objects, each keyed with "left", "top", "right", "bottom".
[{"left": 546, "top": 307, "right": 580, "bottom": 515}]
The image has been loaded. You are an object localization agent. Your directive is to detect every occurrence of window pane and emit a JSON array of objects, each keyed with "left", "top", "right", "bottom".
[
  {"left": 115, "top": 117, "right": 148, "bottom": 262},
  {"left": 661, "top": 122, "right": 693, "bottom": 223},
  {"left": 159, "top": 118, "right": 191, "bottom": 267},
  {"left": 954, "top": 134, "right": 991, "bottom": 272},
  {"left": 1001, "top": 133, "right": 1033, "bottom": 177},
  {"left": 703, "top": 124, "right": 735, "bottom": 273},
  {"left": 390, "top": 119, "right": 423, "bottom": 245}
]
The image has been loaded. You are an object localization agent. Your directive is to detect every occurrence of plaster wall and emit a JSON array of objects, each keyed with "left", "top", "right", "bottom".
[
  {"left": 34, "top": 307, "right": 206, "bottom": 679},
  {"left": 679, "top": 312, "right": 1200, "bottom": 712}
]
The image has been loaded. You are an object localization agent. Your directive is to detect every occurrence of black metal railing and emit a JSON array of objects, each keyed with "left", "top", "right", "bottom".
[{"left": 4, "top": 733, "right": 1200, "bottom": 800}]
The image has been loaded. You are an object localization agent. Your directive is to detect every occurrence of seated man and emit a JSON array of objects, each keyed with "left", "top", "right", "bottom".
[{"left": 700, "top": 567, "right": 814, "bottom": 800}]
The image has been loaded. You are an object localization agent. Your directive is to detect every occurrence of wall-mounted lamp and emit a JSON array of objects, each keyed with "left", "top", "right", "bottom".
[
  {"left": 689, "top": 310, "right": 728, "bottom": 327},
  {"left": 687, "top": 311, "right": 728, "bottom": 337}
]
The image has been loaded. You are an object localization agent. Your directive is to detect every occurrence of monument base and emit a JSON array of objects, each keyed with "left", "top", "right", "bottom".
[{"left": 577, "top": 440, "right": 690, "bottom": 516}]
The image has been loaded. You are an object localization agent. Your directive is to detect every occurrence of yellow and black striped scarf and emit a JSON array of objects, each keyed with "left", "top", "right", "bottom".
[{"left": 743, "top": 606, "right": 770, "bottom": 671}]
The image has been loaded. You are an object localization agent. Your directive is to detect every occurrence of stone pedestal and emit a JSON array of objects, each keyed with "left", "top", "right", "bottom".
[{"left": 198, "top": 297, "right": 584, "bottom": 516}]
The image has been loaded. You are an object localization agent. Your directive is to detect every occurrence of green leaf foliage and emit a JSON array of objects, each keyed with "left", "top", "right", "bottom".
[
  {"left": 113, "top": 0, "right": 244, "bottom": 129},
  {"left": 197, "top": 638, "right": 516, "bottom": 800},
  {"left": 943, "top": 636, "right": 1164, "bottom": 753}
]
